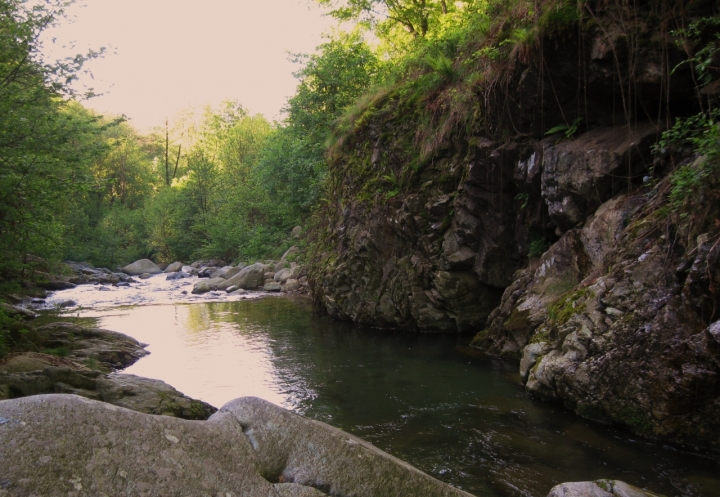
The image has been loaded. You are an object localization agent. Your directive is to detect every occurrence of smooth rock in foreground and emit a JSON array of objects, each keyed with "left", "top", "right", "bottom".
[
  {"left": 122, "top": 259, "right": 162, "bottom": 276},
  {"left": 0, "top": 395, "right": 474, "bottom": 497}
]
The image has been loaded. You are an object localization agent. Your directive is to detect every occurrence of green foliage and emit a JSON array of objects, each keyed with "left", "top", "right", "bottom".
[
  {"left": 546, "top": 117, "right": 582, "bottom": 139},
  {"left": 528, "top": 236, "right": 551, "bottom": 259}
]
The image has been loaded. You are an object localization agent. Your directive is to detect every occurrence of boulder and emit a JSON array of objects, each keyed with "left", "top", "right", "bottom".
[
  {"left": 139, "top": 273, "right": 153, "bottom": 279},
  {"left": 166, "top": 271, "right": 189, "bottom": 281},
  {"left": 197, "top": 267, "right": 216, "bottom": 278},
  {"left": 33, "top": 322, "right": 149, "bottom": 371},
  {"left": 282, "top": 279, "right": 300, "bottom": 292},
  {"left": 282, "top": 246, "right": 300, "bottom": 261},
  {"left": 122, "top": 259, "right": 162, "bottom": 276},
  {"left": 164, "top": 261, "right": 184, "bottom": 273},
  {"left": 0, "top": 302, "right": 37, "bottom": 320},
  {"left": 217, "top": 263, "right": 266, "bottom": 291},
  {"left": 192, "top": 277, "right": 226, "bottom": 294},
  {"left": 264, "top": 282, "right": 281, "bottom": 292},
  {"left": 0, "top": 361, "right": 215, "bottom": 420},
  {"left": 275, "top": 260, "right": 290, "bottom": 272},
  {"left": 0, "top": 395, "right": 475, "bottom": 497},
  {"left": 211, "top": 265, "right": 235, "bottom": 279},
  {"left": 274, "top": 267, "right": 293, "bottom": 284},
  {"left": 291, "top": 225, "right": 303, "bottom": 238},
  {"left": 181, "top": 265, "right": 195, "bottom": 274},
  {"left": 546, "top": 480, "right": 664, "bottom": 497},
  {"left": 58, "top": 300, "right": 76, "bottom": 308}
]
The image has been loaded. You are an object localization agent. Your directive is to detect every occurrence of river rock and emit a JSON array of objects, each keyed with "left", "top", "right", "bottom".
[
  {"left": 139, "top": 272, "right": 153, "bottom": 279},
  {"left": 282, "top": 279, "right": 300, "bottom": 293},
  {"left": 0, "top": 361, "right": 215, "bottom": 420},
  {"left": 33, "top": 322, "right": 148, "bottom": 371},
  {"left": 217, "top": 263, "right": 266, "bottom": 291},
  {"left": 58, "top": 300, "right": 76, "bottom": 308},
  {"left": 211, "top": 265, "right": 235, "bottom": 279},
  {"left": 275, "top": 267, "right": 293, "bottom": 283},
  {"left": 0, "top": 395, "right": 475, "bottom": 497},
  {"left": 546, "top": 480, "right": 664, "bottom": 497},
  {"left": 164, "top": 261, "right": 184, "bottom": 273},
  {"left": 122, "top": 259, "right": 162, "bottom": 276},
  {"left": 0, "top": 302, "right": 37, "bottom": 320},
  {"left": 264, "top": 282, "right": 281, "bottom": 292},
  {"left": 192, "top": 277, "right": 226, "bottom": 294},
  {"left": 166, "top": 271, "right": 190, "bottom": 280}
]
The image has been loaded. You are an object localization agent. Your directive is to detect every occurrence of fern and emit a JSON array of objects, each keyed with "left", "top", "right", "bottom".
[{"left": 546, "top": 117, "right": 582, "bottom": 138}]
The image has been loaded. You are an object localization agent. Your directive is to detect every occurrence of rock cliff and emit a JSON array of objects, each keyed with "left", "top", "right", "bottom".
[{"left": 308, "top": 1, "right": 720, "bottom": 447}]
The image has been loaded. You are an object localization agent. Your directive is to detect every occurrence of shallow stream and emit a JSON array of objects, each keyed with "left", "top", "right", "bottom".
[{"left": 42, "top": 276, "right": 720, "bottom": 497}]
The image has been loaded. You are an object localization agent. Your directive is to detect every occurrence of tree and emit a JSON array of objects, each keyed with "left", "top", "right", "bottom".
[
  {"left": 0, "top": 0, "right": 107, "bottom": 276},
  {"left": 316, "top": 0, "right": 458, "bottom": 38}
]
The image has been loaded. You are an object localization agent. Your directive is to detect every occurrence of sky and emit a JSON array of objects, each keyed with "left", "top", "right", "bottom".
[{"left": 42, "top": 0, "right": 337, "bottom": 131}]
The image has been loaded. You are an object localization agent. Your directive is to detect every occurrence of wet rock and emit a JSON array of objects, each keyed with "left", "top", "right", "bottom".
[
  {"left": 192, "top": 277, "right": 226, "bottom": 294},
  {"left": 58, "top": 300, "right": 76, "bottom": 308},
  {"left": 122, "top": 259, "right": 162, "bottom": 276},
  {"left": 41, "top": 280, "right": 77, "bottom": 290},
  {"left": 0, "top": 358, "right": 215, "bottom": 419},
  {"left": 139, "top": 273, "right": 153, "bottom": 280},
  {"left": 230, "top": 289, "right": 248, "bottom": 296},
  {"left": 0, "top": 395, "right": 473, "bottom": 497},
  {"left": 116, "top": 282, "right": 130, "bottom": 287},
  {"left": 546, "top": 480, "right": 664, "bottom": 497},
  {"left": 218, "top": 263, "right": 266, "bottom": 291},
  {"left": 166, "top": 271, "right": 189, "bottom": 281},
  {"left": 164, "top": 261, "right": 184, "bottom": 273},
  {"left": 33, "top": 322, "right": 148, "bottom": 371},
  {"left": 197, "top": 267, "right": 216, "bottom": 278}
]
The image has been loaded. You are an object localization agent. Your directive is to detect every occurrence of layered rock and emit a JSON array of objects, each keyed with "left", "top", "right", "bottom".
[
  {"left": 0, "top": 359, "right": 215, "bottom": 419},
  {"left": 0, "top": 395, "right": 474, "bottom": 497}
]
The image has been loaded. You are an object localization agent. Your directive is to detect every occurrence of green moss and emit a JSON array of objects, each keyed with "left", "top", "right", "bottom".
[
  {"left": 530, "top": 326, "right": 551, "bottom": 344},
  {"left": 43, "top": 346, "right": 70, "bottom": 357},
  {"left": 470, "top": 328, "right": 488, "bottom": 347},
  {"left": 614, "top": 403, "right": 655, "bottom": 437},
  {"left": 547, "top": 288, "right": 592, "bottom": 326},
  {"left": 504, "top": 308, "right": 531, "bottom": 334}
]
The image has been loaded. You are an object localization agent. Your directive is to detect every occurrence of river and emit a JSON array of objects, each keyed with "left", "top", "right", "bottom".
[{"left": 42, "top": 275, "right": 720, "bottom": 497}]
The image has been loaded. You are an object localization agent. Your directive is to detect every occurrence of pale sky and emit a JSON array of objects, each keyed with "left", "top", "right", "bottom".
[{"left": 42, "top": 0, "right": 337, "bottom": 131}]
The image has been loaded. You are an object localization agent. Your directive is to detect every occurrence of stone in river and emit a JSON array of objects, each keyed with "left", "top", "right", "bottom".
[
  {"left": 122, "top": 259, "right": 162, "bottom": 276},
  {"left": 264, "top": 282, "right": 281, "bottom": 292}
]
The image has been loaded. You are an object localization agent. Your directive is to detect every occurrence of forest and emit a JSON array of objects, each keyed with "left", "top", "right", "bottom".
[{"left": 1, "top": 0, "right": 718, "bottom": 289}]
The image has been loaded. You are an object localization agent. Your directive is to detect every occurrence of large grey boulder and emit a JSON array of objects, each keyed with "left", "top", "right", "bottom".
[
  {"left": 546, "top": 480, "right": 664, "bottom": 497},
  {"left": 191, "top": 277, "right": 226, "bottom": 294},
  {"left": 274, "top": 267, "right": 294, "bottom": 283},
  {"left": 164, "top": 261, "right": 184, "bottom": 273},
  {"left": 0, "top": 395, "right": 474, "bottom": 497},
  {"left": 217, "top": 263, "right": 266, "bottom": 291},
  {"left": 122, "top": 259, "right": 162, "bottom": 276}
]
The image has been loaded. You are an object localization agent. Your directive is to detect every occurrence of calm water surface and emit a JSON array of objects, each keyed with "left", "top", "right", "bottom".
[{"left": 58, "top": 296, "right": 719, "bottom": 497}]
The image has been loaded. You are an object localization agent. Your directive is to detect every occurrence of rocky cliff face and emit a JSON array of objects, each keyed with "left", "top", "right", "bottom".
[{"left": 309, "top": 3, "right": 720, "bottom": 448}]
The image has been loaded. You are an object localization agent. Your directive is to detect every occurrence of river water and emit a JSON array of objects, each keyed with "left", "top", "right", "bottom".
[{"left": 43, "top": 276, "right": 720, "bottom": 497}]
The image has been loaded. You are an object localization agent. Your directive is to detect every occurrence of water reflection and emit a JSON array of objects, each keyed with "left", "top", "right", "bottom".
[{"left": 71, "top": 297, "right": 718, "bottom": 497}]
